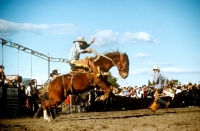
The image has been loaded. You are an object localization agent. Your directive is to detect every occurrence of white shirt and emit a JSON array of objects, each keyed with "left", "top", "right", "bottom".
[
  {"left": 136, "top": 89, "right": 143, "bottom": 98},
  {"left": 176, "top": 89, "right": 182, "bottom": 94},
  {"left": 25, "top": 86, "right": 31, "bottom": 96}
]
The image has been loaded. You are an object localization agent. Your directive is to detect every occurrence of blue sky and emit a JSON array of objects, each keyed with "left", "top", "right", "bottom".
[{"left": 0, "top": 0, "right": 200, "bottom": 87}]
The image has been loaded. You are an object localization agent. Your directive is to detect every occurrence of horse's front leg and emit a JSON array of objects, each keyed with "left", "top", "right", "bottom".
[
  {"left": 95, "top": 83, "right": 111, "bottom": 101},
  {"left": 100, "top": 88, "right": 111, "bottom": 101},
  {"left": 42, "top": 100, "right": 58, "bottom": 122}
]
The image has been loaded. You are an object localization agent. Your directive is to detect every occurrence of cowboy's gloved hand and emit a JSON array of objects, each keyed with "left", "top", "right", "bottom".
[
  {"left": 91, "top": 38, "right": 95, "bottom": 43},
  {"left": 87, "top": 48, "right": 92, "bottom": 53}
]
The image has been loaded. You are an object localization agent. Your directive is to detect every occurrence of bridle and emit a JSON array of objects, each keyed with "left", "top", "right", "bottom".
[
  {"left": 91, "top": 49, "right": 127, "bottom": 72},
  {"left": 116, "top": 53, "right": 126, "bottom": 71}
]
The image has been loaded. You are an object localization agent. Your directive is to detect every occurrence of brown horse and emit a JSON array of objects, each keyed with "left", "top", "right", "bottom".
[{"left": 41, "top": 51, "right": 129, "bottom": 122}]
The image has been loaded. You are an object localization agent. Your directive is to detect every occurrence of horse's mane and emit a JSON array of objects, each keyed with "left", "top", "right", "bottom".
[
  {"left": 103, "top": 51, "right": 121, "bottom": 56},
  {"left": 90, "top": 50, "right": 121, "bottom": 60}
]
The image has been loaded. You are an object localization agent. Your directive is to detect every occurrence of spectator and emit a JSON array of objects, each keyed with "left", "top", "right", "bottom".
[
  {"left": 25, "top": 79, "right": 36, "bottom": 96},
  {"left": 0, "top": 65, "right": 6, "bottom": 87},
  {"left": 112, "top": 86, "right": 119, "bottom": 95},
  {"left": 119, "top": 87, "right": 125, "bottom": 96},
  {"left": 136, "top": 87, "right": 143, "bottom": 98},
  {"left": 85, "top": 90, "right": 92, "bottom": 112},
  {"left": 65, "top": 95, "right": 71, "bottom": 114},
  {"left": 142, "top": 85, "right": 148, "bottom": 98},
  {"left": 77, "top": 94, "right": 84, "bottom": 113},
  {"left": 33, "top": 80, "right": 44, "bottom": 119},
  {"left": 147, "top": 87, "right": 153, "bottom": 98},
  {"left": 163, "top": 86, "right": 175, "bottom": 98},
  {"left": 175, "top": 86, "right": 182, "bottom": 94},
  {"left": 0, "top": 65, "right": 5, "bottom": 98},
  {"left": 129, "top": 88, "right": 134, "bottom": 96},
  {"left": 43, "top": 69, "right": 60, "bottom": 86},
  {"left": 15, "top": 76, "right": 23, "bottom": 89},
  {"left": 130, "top": 89, "right": 138, "bottom": 98},
  {"left": 36, "top": 81, "right": 43, "bottom": 89},
  {"left": 122, "top": 87, "right": 130, "bottom": 97}
]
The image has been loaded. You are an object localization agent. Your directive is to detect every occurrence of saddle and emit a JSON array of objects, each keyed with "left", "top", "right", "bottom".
[
  {"left": 71, "top": 57, "right": 101, "bottom": 77},
  {"left": 69, "top": 68, "right": 87, "bottom": 76}
]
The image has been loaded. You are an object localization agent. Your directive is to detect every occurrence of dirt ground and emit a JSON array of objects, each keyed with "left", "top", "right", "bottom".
[{"left": 1, "top": 107, "right": 200, "bottom": 131}]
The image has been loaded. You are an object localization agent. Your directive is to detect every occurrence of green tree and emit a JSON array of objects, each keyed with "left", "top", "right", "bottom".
[
  {"left": 148, "top": 80, "right": 151, "bottom": 87},
  {"left": 107, "top": 73, "right": 120, "bottom": 88}
]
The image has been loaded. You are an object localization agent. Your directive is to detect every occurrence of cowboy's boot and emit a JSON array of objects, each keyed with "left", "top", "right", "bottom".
[
  {"left": 88, "top": 59, "right": 101, "bottom": 77},
  {"left": 148, "top": 101, "right": 159, "bottom": 112}
]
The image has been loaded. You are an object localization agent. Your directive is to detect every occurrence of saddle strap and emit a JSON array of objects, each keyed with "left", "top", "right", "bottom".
[
  {"left": 62, "top": 75, "right": 67, "bottom": 97},
  {"left": 70, "top": 75, "right": 74, "bottom": 93}
]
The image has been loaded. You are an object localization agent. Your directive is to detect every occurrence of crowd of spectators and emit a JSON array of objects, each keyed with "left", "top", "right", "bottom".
[
  {"left": 2, "top": 72, "right": 200, "bottom": 114},
  {"left": 111, "top": 80, "right": 200, "bottom": 101}
]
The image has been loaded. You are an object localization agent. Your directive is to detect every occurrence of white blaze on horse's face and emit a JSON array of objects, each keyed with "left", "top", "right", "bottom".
[{"left": 118, "top": 53, "right": 129, "bottom": 79}]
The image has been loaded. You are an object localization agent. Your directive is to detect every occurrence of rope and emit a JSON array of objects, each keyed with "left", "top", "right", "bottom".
[
  {"left": 91, "top": 48, "right": 117, "bottom": 69},
  {"left": 62, "top": 75, "right": 67, "bottom": 97},
  {"left": 91, "top": 48, "right": 100, "bottom": 62}
]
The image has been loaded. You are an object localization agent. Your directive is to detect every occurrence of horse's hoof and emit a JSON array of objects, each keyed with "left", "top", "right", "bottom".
[
  {"left": 50, "top": 116, "right": 54, "bottom": 121},
  {"left": 95, "top": 97, "right": 100, "bottom": 101},
  {"left": 44, "top": 118, "right": 51, "bottom": 122},
  {"left": 100, "top": 96, "right": 105, "bottom": 101},
  {"left": 33, "top": 115, "right": 38, "bottom": 119}
]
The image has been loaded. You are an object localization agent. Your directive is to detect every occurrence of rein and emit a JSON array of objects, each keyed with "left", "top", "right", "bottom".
[
  {"left": 91, "top": 49, "right": 126, "bottom": 72},
  {"left": 116, "top": 54, "right": 126, "bottom": 71}
]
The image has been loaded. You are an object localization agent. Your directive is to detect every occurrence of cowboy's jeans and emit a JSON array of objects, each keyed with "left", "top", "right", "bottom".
[{"left": 157, "top": 98, "right": 166, "bottom": 105}]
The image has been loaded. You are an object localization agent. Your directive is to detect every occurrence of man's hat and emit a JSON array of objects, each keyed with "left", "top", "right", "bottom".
[
  {"left": 0, "top": 65, "right": 5, "bottom": 69},
  {"left": 73, "top": 36, "right": 87, "bottom": 43},
  {"left": 152, "top": 65, "right": 160, "bottom": 71},
  {"left": 50, "top": 69, "right": 60, "bottom": 77}
]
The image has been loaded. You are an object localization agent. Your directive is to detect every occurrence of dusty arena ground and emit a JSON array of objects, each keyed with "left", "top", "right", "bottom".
[{"left": 1, "top": 107, "right": 200, "bottom": 131}]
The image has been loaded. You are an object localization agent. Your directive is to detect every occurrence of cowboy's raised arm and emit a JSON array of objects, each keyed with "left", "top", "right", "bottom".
[
  {"left": 88, "top": 38, "right": 95, "bottom": 45},
  {"left": 79, "top": 38, "right": 95, "bottom": 50}
]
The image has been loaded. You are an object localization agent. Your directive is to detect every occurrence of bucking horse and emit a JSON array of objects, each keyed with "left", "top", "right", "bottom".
[{"left": 35, "top": 50, "right": 129, "bottom": 122}]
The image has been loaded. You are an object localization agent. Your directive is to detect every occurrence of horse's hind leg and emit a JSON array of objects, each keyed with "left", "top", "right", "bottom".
[{"left": 42, "top": 100, "right": 58, "bottom": 122}]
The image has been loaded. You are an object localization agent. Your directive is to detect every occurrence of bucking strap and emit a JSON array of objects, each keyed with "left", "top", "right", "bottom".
[{"left": 62, "top": 75, "right": 67, "bottom": 97}]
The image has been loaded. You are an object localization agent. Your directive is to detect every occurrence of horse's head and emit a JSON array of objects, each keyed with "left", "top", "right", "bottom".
[
  {"left": 116, "top": 52, "right": 129, "bottom": 79},
  {"left": 104, "top": 51, "right": 129, "bottom": 79}
]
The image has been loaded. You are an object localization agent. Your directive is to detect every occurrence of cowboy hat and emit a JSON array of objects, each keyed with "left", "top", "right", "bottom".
[
  {"left": 73, "top": 36, "right": 87, "bottom": 43},
  {"left": 0, "top": 65, "right": 5, "bottom": 69},
  {"left": 50, "top": 69, "right": 60, "bottom": 77},
  {"left": 152, "top": 65, "right": 160, "bottom": 70}
]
